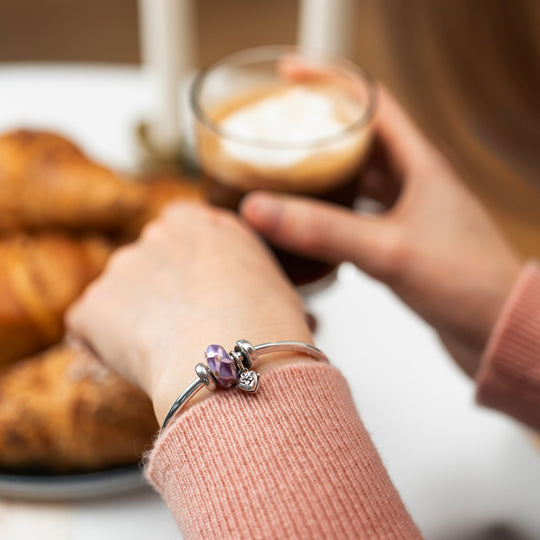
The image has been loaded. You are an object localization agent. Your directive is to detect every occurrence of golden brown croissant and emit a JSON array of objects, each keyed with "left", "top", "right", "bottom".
[
  {"left": 0, "top": 130, "right": 204, "bottom": 236},
  {"left": 0, "top": 130, "right": 204, "bottom": 475},
  {"left": 0, "top": 233, "right": 111, "bottom": 365},
  {"left": 0, "top": 344, "right": 158, "bottom": 472},
  {"left": 0, "top": 129, "right": 84, "bottom": 180},
  {"left": 0, "top": 130, "right": 146, "bottom": 233}
]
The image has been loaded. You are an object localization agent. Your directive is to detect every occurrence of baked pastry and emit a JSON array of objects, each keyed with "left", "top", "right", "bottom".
[
  {"left": 0, "top": 233, "right": 111, "bottom": 365},
  {"left": 0, "top": 129, "right": 84, "bottom": 180},
  {"left": 0, "top": 129, "right": 202, "bottom": 474},
  {"left": 0, "top": 344, "right": 158, "bottom": 472},
  {"left": 0, "top": 129, "right": 146, "bottom": 233},
  {"left": 0, "top": 130, "right": 203, "bottom": 238}
]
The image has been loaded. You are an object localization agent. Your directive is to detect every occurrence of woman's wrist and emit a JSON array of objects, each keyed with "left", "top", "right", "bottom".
[
  {"left": 148, "top": 326, "right": 315, "bottom": 425},
  {"left": 474, "top": 254, "right": 523, "bottom": 361},
  {"left": 439, "top": 255, "right": 523, "bottom": 377},
  {"left": 154, "top": 352, "right": 318, "bottom": 425}
]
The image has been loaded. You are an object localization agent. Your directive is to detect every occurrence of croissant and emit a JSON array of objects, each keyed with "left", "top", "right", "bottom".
[
  {"left": 0, "top": 233, "right": 111, "bottom": 365},
  {"left": 0, "top": 130, "right": 204, "bottom": 236},
  {"left": 0, "top": 129, "right": 84, "bottom": 180},
  {"left": 0, "top": 130, "right": 204, "bottom": 475},
  {"left": 0, "top": 344, "right": 158, "bottom": 472},
  {"left": 0, "top": 130, "right": 146, "bottom": 233}
]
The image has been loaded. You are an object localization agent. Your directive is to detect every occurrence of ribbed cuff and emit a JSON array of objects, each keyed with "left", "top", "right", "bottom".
[
  {"left": 476, "top": 262, "right": 540, "bottom": 430},
  {"left": 145, "top": 362, "right": 422, "bottom": 540}
]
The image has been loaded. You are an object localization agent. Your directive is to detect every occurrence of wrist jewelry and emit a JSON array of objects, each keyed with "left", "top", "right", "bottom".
[{"left": 161, "top": 339, "right": 328, "bottom": 430}]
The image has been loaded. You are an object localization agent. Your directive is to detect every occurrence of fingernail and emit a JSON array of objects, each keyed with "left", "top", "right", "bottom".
[{"left": 241, "top": 193, "right": 282, "bottom": 231}]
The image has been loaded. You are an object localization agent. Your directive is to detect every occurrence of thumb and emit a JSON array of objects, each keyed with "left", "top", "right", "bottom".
[{"left": 241, "top": 191, "right": 397, "bottom": 280}]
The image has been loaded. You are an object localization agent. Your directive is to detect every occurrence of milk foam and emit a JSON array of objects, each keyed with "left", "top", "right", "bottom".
[{"left": 219, "top": 85, "right": 363, "bottom": 169}]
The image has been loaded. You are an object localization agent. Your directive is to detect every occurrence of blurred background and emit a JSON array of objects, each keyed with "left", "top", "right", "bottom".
[{"left": 1, "top": 0, "right": 539, "bottom": 258}]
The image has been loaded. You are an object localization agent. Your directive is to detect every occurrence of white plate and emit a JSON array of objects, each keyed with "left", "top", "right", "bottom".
[{"left": 0, "top": 466, "right": 147, "bottom": 501}]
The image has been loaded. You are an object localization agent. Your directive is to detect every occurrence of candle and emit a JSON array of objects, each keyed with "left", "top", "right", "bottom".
[
  {"left": 138, "top": 0, "right": 195, "bottom": 154},
  {"left": 298, "top": 0, "right": 356, "bottom": 58}
]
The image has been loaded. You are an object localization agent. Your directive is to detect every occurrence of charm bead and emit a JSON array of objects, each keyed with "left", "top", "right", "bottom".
[
  {"left": 205, "top": 344, "right": 238, "bottom": 388},
  {"left": 237, "top": 370, "right": 260, "bottom": 393}
]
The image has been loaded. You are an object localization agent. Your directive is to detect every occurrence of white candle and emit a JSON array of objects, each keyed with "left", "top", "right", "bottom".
[
  {"left": 138, "top": 0, "right": 195, "bottom": 154},
  {"left": 298, "top": 0, "right": 356, "bottom": 58}
]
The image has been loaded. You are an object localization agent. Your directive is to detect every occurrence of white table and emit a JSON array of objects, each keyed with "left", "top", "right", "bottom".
[{"left": 1, "top": 64, "right": 539, "bottom": 540}]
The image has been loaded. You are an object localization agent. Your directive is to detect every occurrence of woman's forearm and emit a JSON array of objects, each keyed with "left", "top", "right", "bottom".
[{"left": 146, "top": 362, "right": 423, "bottom": 540}]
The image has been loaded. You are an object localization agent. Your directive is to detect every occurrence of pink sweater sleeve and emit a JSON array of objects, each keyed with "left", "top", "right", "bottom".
[
  {"left": 145, "top": 362, "right": 422, "bottom": 539},
  {"left": 476, "top": 261, "right": 540, "bottom": 430}
]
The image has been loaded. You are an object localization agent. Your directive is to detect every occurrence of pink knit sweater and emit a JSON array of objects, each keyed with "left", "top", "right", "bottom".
[{"left": 146, "top": 262, "right": 540, "bottom": 539}]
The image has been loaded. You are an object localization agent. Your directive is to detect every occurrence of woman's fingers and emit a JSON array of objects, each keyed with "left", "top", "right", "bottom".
[{"left": 241, "top": 191, "right": 397, "bottom": 280}]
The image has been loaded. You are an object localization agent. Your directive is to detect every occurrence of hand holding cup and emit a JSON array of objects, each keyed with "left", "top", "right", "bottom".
[{"left": 242, "top": 88, "right": 522, "bottom": 376}]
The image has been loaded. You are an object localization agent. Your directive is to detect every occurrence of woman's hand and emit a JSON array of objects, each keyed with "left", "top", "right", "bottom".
[
  {"left": 241, "top": 88, "right": 522, "bottom": 377},
  {"left": 67, "top": 203, "right": 312, "bottom": 423}
]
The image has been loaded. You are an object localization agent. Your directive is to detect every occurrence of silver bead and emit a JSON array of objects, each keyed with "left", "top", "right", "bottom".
[
  {"left": 195, "top": 363, "right": 218, "bottom": 391},
  {"left": 235, "top": 339, "right": 259, "bottom": 369},
  {"left": 228, "top": 350, "right": 245, "bottom": 374}
]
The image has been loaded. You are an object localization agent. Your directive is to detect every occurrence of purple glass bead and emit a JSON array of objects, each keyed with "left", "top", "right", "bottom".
[{"left": 205, "top": 344, "right": 238, "bottom": 388}]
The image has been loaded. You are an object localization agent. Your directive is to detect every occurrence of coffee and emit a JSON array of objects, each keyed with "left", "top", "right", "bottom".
[{"left": 191, "top": 48, "right": 375, "bottom": 286}]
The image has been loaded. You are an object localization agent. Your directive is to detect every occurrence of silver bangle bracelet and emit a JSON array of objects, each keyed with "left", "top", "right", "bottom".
[{"left": 161, "top": 339, "right": 328, "bottom": 430}]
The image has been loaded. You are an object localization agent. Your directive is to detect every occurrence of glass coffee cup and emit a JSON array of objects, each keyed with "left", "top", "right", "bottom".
[{"left": 191, "top": 46, "right": 376, "bottom": 286}]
